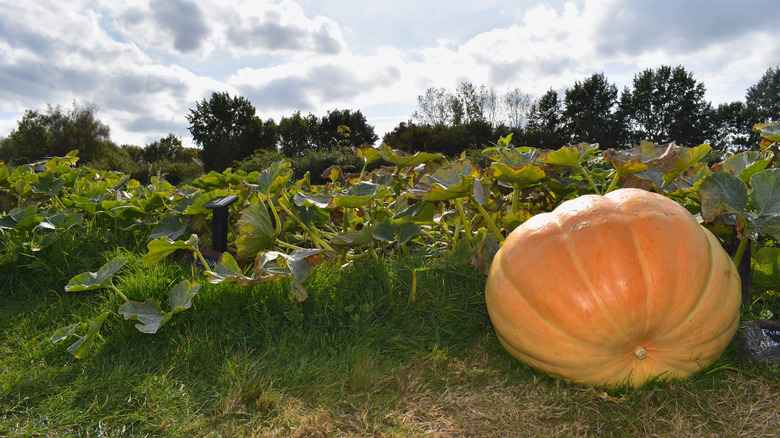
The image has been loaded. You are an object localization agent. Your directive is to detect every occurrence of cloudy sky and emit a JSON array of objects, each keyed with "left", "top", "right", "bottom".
[{"left": 1, "top": 0, "right": 778, "bottom": 149}]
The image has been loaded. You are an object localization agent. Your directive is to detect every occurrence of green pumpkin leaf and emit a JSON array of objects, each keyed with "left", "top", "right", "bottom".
[
  {"left": 355, "top": 144, "right": 381, "bottom": 165},
  {"left": 257, "top": 160, "right": 292, "bottom": 196},
  {"left": 143, "top": 235, "right": 200, "bottom": 268},
  {"left": 718, "top": 150, "right": 773, "bottom": 183},
  {"left": 544, "top": 143, "right": 598, "bottom": 167},
  {"left": 118, "top": 298, "right": 164, "bottom": 334},
  {"left": 750, "top": 169, "right": 780, "bottom": 217},
  {"left": 752, "top": 246, "right": 780, "bottom": 290},
  {"left": 50, "top": 323, "right": 79, "bottom": 344},
  {"left": 150, "top": 214, "right": 188, "bottom": 241},
  {"left": 65, "top": 256, "right": 128, "bottom": 292},
  {"left": 331, "top": 182, "right": 391, "bottom": 208},
  {"left": 398, "top": 222, "right": 422, "bottom": 244},
  {"left": 235, "top": 200, "right": 275, "bottom": 260},
  {"left": 372, "top": 219, "right": 396, "bottom": 242},
  {"left": 699, "top": 172, "right": 749, "bottom": 223},
  {"left": 377, "top": 144, "right": 444, "bottom": 167},
  {"left": 206, "top": 252, "right": 259, "bottom": 285},
  {"left": 64, "top": 312, "right": 110, "bottom": 359}
]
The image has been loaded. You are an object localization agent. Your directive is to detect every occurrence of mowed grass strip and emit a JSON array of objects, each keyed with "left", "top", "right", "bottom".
[{"left": 1, "top": 227, "right": 778, "bottom": 437}]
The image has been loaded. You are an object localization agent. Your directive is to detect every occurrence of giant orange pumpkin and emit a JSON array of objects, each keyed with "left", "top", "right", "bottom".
[{"left": 485, "top": 188, "right": 741, "bottom": 387}]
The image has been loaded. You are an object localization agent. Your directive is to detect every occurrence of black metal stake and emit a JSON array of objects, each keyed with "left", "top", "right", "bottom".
[{"left": 202, "top": 195, "right": 239, "bottom": 253}]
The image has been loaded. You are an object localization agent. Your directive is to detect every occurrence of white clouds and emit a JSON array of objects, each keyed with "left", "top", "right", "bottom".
[
  {"left": 100, "top": 0, "right": 346, "bottom": 59},
  {"left": 0, "top": 0, "right": 778, "bottom": 148}
]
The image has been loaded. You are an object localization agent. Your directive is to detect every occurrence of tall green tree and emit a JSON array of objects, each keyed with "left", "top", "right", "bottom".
[
  {"left": 526, "top": 89, "right": 566, "bottom": 148},
  {"left": 278, "top": 111, "right": 319, "bottom": 157},
  {"left": 186, "top": 91, "right": 267, "bottom": 172},
  {"left": 318, "top": 109, "right": 378, "bottom": 150},
  {"left": 0, "top": 103, "right": 111, "bottom": 164},
  {"left": 562, "top": 73, "right": 624, "bottom": 149},
  {"left": 745, "top": 65, "right": 780, "bottom": 124},
  {"left": 711, "top": 101, "right": 753, "bottom": 151},
  {"left": 620, "top": 65, "right": 713, "bottom": 146},
  {"left": 143, "top": 133, "right": 185, "bottom": 163}
]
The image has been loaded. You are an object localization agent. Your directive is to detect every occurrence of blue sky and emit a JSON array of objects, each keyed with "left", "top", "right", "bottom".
[{"left": 1, "top": 0, "right": 778, "bottom": 148}]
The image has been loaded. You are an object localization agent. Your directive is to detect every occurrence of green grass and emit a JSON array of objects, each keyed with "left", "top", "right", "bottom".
[{"left": 1, "top": 227, "right": 779, "bottom": 437}]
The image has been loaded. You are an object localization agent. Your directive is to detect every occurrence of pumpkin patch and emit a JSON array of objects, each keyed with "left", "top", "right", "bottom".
[{"left": 485, "top": 188, "right": 742, "bottom": 387}]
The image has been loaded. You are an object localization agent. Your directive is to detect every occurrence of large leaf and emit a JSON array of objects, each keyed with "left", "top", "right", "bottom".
[
  {"left": 355, "top": 144, "right": 381, "bottom": 165},
  {"left": 118, "top": 298, "right": 164, "bottom": 334},
  {"left": 118, "top": 281, "right": 200, "bottom": 334},
  {"left": 544, "top": 143, "right": 598, "bottom": 167},
  {"left": 716, "top": 150, "right": 773, "bottom": 184},
  {"left": 143, "top": 235, "right": 200, "bottom": 268},
  {"left": 331, "top": 182, "right": 391, "bottom": 208},
  {"left": 150, "top": 214, "right": 188, "bottom": 241},
  {"left": 235, "top": 200, "right": 276, "bottom": 260},
  {"left": 0, "top": 205, "right": 43, "bottom": 231},
  {"left": 750, "top": 169, "right": 780, "bottom": 217},
  {"left": 377, "top": 144, "right": 444, "bottom": 167},
  {"left": 699, "top": 171, "right": 749, "bottom": 224},
  {"left": 371, "top": 218, "right": 422, "bottom": 244},
  {"left": 65, "top": 256, "right": 128, "bottom": 292},
  {"left": 749, "top": 169, "right": 780, "bottom": 240},
  {"left": 257, "top": 160, "right": 292, "bottom": 196},
  {"left": 36, "top": 210, "right": 83, "bottom": 232},
  {"left": 490, "top": 161, "right": 546, "bottom": 189},
  {"left": 755, "top": 122, "right": 780, "bottom": 143},
  {"left": 408, "top": 160, "right": 476, "bottom": 201}
]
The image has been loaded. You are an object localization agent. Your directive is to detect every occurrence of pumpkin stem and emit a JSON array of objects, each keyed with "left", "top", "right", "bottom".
[{"left": 633, "top": 346, "right": 648, "bottom": 360}]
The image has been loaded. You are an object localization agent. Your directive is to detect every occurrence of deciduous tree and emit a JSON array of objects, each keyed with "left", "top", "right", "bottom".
[
  {"left": 187, "top": 91, "right": 268, "bottom": 171},
  {"left": 620, "top": 65, "right": 713, "bottom": 147}
]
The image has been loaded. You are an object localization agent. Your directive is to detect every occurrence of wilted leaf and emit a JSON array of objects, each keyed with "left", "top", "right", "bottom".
[
  {"left": 65, "top": 256, "right": 128, "bottom": 292},
  {"left": 206, "top": 252, "right": 259, "bottom": 285},
  {"left": 253, "top": 249, "right": 326, "bottom": 302},
  {"left": 699, "top": 172, "right": 749, "bottom": 230},
  {"left": 50, "top": 323, "right": 79, "bottom": 344},
  {"left": 321, "top": 165, "right": 343, "bottom": 183}
]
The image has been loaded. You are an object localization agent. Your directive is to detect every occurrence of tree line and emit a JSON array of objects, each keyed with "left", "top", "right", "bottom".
[
  {"left": 387, "top": 65, "right": 780, "bottom": 155},
  {"left": 1, "top": 65, "right": 778, "bottom": 178}
]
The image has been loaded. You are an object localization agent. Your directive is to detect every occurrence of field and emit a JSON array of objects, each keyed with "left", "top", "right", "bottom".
[{"left": 2, "top": 133, "right": 780, "bottom": 436}]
